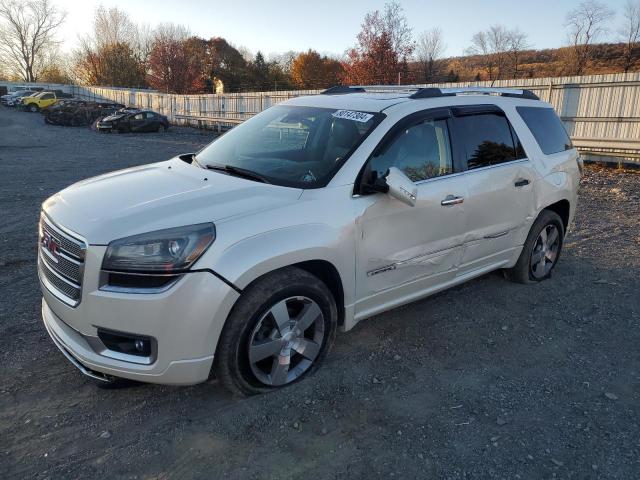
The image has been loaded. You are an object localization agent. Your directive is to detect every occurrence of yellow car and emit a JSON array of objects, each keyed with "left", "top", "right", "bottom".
[{"left": 21, "top": 91, "right": 61, "bottom": 112}]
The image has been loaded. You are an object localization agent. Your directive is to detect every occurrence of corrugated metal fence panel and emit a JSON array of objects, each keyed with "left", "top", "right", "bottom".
[{"left": 4, "top": 73, "right": 640, "bottom": 156}]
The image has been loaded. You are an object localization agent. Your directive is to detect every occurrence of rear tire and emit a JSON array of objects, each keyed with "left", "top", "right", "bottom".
[
  {"left": 215, "top": 267, "right": 337, "bottom": 396},
  {"left": 504, "top": 210, "right": 564, "bottom": 284}
]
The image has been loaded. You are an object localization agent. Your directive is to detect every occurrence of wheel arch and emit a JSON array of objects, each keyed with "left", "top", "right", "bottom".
[{"left": 542, "top": 199, "right": 570, "bottom": 232}]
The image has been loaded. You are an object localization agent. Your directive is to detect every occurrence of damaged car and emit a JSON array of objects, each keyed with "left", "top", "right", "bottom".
[
  {"left": 38, "top": 86, "right": 580, "bottom": 395},
  {"left": 44, "top": 100, "right": 125, "bottom": 127},
  {"left": 96, "top": 109, "right": 170, "bottom": 133}
]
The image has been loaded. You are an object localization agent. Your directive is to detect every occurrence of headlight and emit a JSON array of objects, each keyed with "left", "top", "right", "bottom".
[{"left": 102, "top": 223, "right": 215, "bottom": 273}]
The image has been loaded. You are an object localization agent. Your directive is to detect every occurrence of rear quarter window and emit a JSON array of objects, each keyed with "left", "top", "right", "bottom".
[{"left": 516, "top": 107, "right": 573, "bottom": 155}]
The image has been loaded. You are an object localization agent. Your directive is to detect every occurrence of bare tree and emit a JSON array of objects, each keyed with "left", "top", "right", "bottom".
[
  {"left": 416, "top": 28, "right": 445, "bottom": 82},
  {"left": 0, "top": 0, "right": 66, "bottom": 82},
  {"left": 466, "top": 31, "right": 493, "bottom": 79},
  {"left": 487, "top": 25, "right": 511, "bottom": 80},
  {"left": 93, "top": 6, "right": 137, "bottom": 49},
  {"left": 507, "top": 29, "right": 531, "bottom": 78},
  {"left": 564, "top": 0, "right": 614, "bottom": 75},
  {"left": 382, "top": 1, "right": 415, "bottom": 60},
  {"left": 467, "top": 25, "right": 511, "bottom": 80},
  {"left": 619, "top": 0, "right": 640, "bottom": 72}
]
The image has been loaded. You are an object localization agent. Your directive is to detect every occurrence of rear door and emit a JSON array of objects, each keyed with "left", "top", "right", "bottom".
[
  {"left": 449, "top": 105, "right": 537, "bottom": 273},
  {"left": 145, "top": 112, "right": 160, "bottom": 131},
  {"left": 130, "top": 113, "right": 146, "bottom": 131}
]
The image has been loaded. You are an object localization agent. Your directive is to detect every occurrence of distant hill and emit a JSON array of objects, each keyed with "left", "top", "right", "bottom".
[{"left": 413, "top": 42, "right": 640, "bottom": 83}]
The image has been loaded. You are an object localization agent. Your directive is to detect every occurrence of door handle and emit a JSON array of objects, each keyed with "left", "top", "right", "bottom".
[
  {"left": 441, "top": 195, "right": 464, "bottom": 206},
  {"left": 515, "top": 178, "right": 530, "bottom": 187}
]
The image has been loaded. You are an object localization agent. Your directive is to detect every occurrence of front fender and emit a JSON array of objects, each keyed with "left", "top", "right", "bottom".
[{"left": 199, "top": 222, "right": 356, "bottom": 308}]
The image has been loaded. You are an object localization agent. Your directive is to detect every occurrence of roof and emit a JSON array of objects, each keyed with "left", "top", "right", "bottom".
[
  {"left": 284, "top": 92, "right": 411, "bottom": 113},
  {"left": 282, "top": 86, "right": 542, "bottom": 114}
]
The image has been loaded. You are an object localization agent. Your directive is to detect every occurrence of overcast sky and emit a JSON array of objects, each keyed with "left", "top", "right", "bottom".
[{"left": 54, "top": 0, "right": 630, "bottom": 58}]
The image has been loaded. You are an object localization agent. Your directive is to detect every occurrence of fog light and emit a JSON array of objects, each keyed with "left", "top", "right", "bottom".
[{"left": 97, "top": 328, "right": 153, "bottom": 357}]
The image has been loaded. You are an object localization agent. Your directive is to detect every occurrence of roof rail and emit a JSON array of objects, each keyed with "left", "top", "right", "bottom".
[
  {"left": 321, "top": 85, "right": 539, "bottom": 100},
  {"left": 427, "top": 87, "right": 540, "bottom": 100},
  {"left": 321, "top": 86, "right": 365, "bottom": 95}
]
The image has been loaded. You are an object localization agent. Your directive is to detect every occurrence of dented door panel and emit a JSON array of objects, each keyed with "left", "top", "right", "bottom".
[
  {"left": 457, "top": 160, "right": 537, "bottom": 272},
  {"left": 354, "top": 176, "right": 467, "bottom": 315}
]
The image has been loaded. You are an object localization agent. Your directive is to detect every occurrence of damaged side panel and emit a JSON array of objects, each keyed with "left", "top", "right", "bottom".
[{"left": 353, "top": 176, "right": 467, "bottom": 317}]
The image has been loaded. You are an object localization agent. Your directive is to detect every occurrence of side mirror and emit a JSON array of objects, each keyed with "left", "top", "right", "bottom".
[{"left": 384, "top": 167, "right": 417, "bottom": 207}]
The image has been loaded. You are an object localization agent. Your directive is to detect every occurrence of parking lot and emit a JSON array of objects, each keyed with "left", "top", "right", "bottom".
[{"left": 1, "top": 105, "right": 639, "bottom": 479}]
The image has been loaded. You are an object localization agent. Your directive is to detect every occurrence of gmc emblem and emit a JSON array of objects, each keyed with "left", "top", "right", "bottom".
[{"left": 41, "top": 231, "right": 61, "bottom": 258}]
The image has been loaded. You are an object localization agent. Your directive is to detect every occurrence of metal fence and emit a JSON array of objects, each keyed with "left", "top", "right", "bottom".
[{"left": 3, "top": 73, "right": 640, "bottom": 162}]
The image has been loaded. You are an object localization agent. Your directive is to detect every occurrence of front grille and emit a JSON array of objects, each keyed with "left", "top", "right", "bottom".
[{"left": 38, "top": 215, "right": 86, "bottom": 306}]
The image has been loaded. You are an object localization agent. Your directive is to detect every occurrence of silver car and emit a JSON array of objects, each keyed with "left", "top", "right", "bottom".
[{"left": 39, "top": 86, "right": 581, "bottom": 395}]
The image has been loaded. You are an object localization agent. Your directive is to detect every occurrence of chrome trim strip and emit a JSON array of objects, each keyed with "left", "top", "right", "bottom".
[
  {"left": 413, "top": 159, "right": 530, "bottom": 186},
  {"left": 40, "top": 253, "right": 80, "bottom": 288},
  {"left": 39, "top": 264, "right": 79, "bottom": 307},
  {"left": 484, "top": 230, "right": 511, "bottom": 239}
]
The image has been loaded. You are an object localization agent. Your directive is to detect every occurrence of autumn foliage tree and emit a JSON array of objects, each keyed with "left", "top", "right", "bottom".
[
  {"left": 147, "top": 38, "right": 202, "bottom": 93},
  {"left": 341, "top": 1, "right": 414, "bottom": 85},
  {"left": 146, "top": 24, "right": 202, "bottom": 93},
  {"left": 75, "top": 42, "right": 146, "bottom": 87},
  {"left": 290, "top": 49, "right": 342, "bottom": 89}
]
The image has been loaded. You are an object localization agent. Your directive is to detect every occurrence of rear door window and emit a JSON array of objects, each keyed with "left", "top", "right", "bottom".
[
  {"left": 452, "top": 112, "right": 525, "bottom": 170},
  {"left": 516, "top": 106, "right": 573, "bottom": 154}
]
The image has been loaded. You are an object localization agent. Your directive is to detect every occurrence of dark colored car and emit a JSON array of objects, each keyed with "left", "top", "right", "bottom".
[
  {"left": 44, "top": 100, "right": 126, "bottom": 127},
  {"left": 96, "top": 109, "right": 170, "bottom": 133}
]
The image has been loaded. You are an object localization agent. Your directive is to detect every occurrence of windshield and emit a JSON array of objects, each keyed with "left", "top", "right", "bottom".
[{"left": 195, "top": 105, "right": 382, "bottom": 188}]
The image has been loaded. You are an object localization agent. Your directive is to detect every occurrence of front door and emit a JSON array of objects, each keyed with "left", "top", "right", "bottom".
[{"left": 353, "top": 112, "right": 467, "bottom": 319}]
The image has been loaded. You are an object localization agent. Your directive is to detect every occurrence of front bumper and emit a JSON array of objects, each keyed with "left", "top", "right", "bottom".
[{"left": 40, "top": 251, "right": 240, "bottom": 385}]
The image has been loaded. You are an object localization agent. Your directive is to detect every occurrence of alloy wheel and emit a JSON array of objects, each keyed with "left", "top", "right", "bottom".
[
  {"left": 530, "top": 224, "right": 560, "bottom": 279},
  {"left": 247, "top": 296, "right": 324, "bottom": 387}
]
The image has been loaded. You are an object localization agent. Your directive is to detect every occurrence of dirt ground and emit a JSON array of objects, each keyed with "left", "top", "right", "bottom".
[{"left": 1, "top": 106, "right": 639, "bottom": 480}]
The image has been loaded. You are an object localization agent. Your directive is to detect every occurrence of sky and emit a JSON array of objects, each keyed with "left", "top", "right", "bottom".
[{"left": 54, "top": 0, "right": 631, "bottom": 58}]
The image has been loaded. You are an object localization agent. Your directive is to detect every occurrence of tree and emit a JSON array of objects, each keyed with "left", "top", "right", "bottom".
[
  {"left": 290, "top": 49, "right": 343, "bottom": 89},
  {"left": 249, "top": 51, "right": 270, "bottom": 90},
  {"left": 416, "top": 28, "right": 445, "bottom": 83},
  {"left": 467, "top": 31, "right": 494, "bottom": 79},
  {"left": 467, "top": 25, "right": 527, "bottom": 80},
  {"left": 39, "top": 63, "right": 71, "bottom": 83},
  {"left": 74, "top": 41, "right": 146, "bottom": 87},
  {"left": 564, "top": 0, "right": 614, "bottom": 75},
  {"left": 0, "top": 0, "right": 66, "bottom": 81},
  {"left": 506, "top": 29, "right": 530, "bottom": 78},
  {"left": 72, "top": 6, "right": 151, "bottom": 87},
  {"left": 147, "top": 24, "right": 202, "bottom": 93},
  {"left": 342, "top": 2, "right": 414, "bottom": 85},
  {"left": 619, "top": 0, "right": 640, "bottom": 72}
]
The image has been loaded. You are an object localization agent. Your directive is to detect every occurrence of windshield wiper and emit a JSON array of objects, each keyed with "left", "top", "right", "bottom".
[{"left": 204, "top": 164, "right": 270, "bottom": 184}]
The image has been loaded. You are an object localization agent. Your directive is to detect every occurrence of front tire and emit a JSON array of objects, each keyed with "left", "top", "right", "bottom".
[
  {"left": 505, "top": 210, "right": 564, "bottom": 284},
  {"left": 215, "top": 267, "right": 337, "bottom": 396},
  {"left": 29, "top": 105, "right": 39, "bottom": 113}
]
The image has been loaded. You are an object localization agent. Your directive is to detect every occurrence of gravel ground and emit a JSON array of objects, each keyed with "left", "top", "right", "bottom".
[{"left": 1, "top": 106, "right": 639, "bottom": 479}]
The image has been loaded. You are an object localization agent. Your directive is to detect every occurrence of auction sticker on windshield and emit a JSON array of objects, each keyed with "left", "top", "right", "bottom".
[{"left": 332, "top": 110, "right": 374, "bottom": 123}]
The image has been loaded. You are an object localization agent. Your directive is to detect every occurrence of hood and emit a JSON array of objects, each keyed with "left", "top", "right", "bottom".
[{"left": 42, "top": 157, "right": 303, "bottom": 244}]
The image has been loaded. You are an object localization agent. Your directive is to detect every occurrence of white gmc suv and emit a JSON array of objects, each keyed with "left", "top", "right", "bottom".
[{"left": 39, "top": 86, "right": 581, "bottom": 395}]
